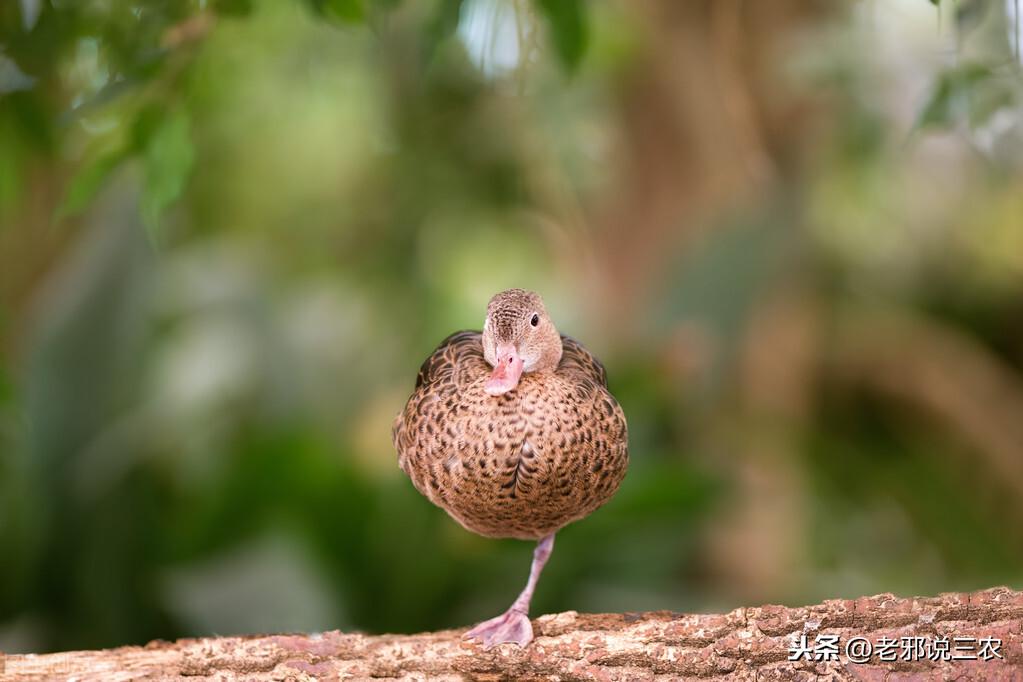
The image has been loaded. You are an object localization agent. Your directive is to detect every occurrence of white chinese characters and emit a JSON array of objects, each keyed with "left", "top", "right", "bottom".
[{"left": 787, "top": 633, "right": 1003, "bottom": 664}]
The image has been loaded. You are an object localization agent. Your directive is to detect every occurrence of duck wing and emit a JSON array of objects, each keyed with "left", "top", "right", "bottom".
[
  {"left": 413, "top": 330, "right": 485, "bottom": 390},
  {"left": 394, "top": 331, "right": 485, "bottom": 480},
  {"left": 557, "top": 335, "right": 609, "bottom": 390}
]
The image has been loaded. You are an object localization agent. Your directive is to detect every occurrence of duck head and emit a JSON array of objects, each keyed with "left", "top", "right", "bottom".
[{"left": 482, "top": 289, "right": 564, "bottom": 396}]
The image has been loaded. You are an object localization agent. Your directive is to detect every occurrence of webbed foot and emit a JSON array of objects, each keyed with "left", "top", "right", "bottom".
[{"left": 464, "top": 608, "right": 533, "bottom": 649}]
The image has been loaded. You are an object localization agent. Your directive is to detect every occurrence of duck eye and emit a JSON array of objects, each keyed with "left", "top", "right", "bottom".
[{"left": 530, "top": 314, "right": 540, "bottom": 327}]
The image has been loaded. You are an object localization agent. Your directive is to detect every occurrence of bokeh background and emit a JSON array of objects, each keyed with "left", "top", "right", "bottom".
[{"left": 2, "top": 0, "right": 1023, "bottom": 655}]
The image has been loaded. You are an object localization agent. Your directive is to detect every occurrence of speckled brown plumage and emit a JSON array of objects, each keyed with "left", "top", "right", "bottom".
[{"left": 393, "top": 330, "right": 629, "bottom": 540}]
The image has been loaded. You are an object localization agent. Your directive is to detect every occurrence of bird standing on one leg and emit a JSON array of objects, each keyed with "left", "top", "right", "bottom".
[{"left": 393, "top": 289, "right": 629, "bottom": 649}]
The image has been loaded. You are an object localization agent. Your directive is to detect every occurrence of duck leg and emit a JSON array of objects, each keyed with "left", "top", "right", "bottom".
[{"left": 464, "top": 533, "right": 555, "bottom": 649}]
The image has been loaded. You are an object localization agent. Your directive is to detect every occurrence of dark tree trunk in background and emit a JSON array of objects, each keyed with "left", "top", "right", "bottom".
[{"left": 587, "top": 0, "right": 826, "bottom": 322}]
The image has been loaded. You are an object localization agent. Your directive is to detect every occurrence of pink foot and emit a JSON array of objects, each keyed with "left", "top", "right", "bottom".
[{"left": 464, "top": 608, "right": 533, "bottom": 649}]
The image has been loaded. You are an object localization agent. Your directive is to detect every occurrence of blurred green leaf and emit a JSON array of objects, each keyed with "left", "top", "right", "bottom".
[
  {"left": 925, "top": 61, "right": 1019, "bottom": 131},
  {"left": 142, "top": 108, "right": 194, "bottom": 240},
  {"left": 918, "top": 81, "right": 954, "bottom": 128},
  {"left": 212, "top": 0, "right": 254, "bottom": 18},
  {"left": 57, "top": 150, "right": 126, "bottom": 218},
  {"left": 307, "top": 0, "right": 367, "bottom": 24},
  {"left": 916, "top": 62, "right": 993, "bottom": 129},
  {"left": 425, "top": 0, "right": 464, "bottom": 58},
  {"left": 533, "top": 0, "right": 587, "bottom": 72}
]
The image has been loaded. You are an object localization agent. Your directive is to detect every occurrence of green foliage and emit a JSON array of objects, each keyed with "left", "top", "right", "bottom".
[
  {"left": 308, "top": 0, "right": 368, "bottom": 24},
  {"left": 58, "top": 150, "right": 127, "bottom": 218},
  {"left": 533, "top": 0, "right": 588, "bottom": 71},
  {"left": 142, "top": 109, "right": 195, "bottom": 239},
  {"left": 917, "top": 62, "right": 996, "bottom": 128},
  {"left": 916, "top": 0, "right": 1021, "bottom": 133},
  {"left": 1, "top": 0, "right": 592, "bottom": 234},
  {"left": 213, "top": 0, "right": 255, "bottom": 18},
  {"left": 425, "top": 0, "right": 466, "bottom": 57}
]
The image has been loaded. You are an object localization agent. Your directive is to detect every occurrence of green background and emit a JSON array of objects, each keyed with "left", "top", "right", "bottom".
[{"left": 1, "top": 0, "right": 1022, "bottom": 655}]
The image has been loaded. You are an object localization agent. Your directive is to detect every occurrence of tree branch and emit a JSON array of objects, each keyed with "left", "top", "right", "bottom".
[{"left": 5, "top": 587, "right": 1022, "bottom": 680}]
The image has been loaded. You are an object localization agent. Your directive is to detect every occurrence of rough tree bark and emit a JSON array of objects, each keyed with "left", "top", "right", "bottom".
[{"left": 4, "top": 587, "right": 1022, "bottom": 681}]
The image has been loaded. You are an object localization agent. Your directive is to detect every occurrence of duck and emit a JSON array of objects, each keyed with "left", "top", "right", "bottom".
[{"left": 392, "top": 288, "right": 629, "bottom": 649}]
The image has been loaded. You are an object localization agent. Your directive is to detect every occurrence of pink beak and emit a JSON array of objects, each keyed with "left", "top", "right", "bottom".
[{"left": 485, "top": 343, "right": 524, "bottom": 396}]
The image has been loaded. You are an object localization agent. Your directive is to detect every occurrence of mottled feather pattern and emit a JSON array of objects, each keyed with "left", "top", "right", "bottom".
[{"left": 393, "top": 331, "right": 628, "bottom": 540}]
